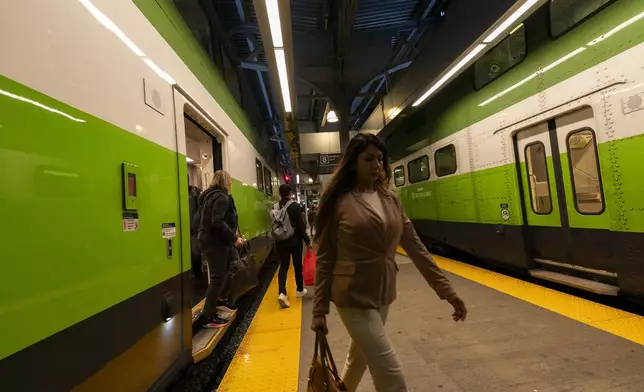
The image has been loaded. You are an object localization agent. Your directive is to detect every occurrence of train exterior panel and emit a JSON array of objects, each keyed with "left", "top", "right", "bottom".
[
  {"left": 0, "top": 1, "right": 277, "bottom": 391},
  {"left": 390, "top": 0, "right": 644, "bottom": 297}
]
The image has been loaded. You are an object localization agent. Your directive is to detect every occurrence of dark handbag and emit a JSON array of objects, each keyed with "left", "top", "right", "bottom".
[
  {"left": 307, "top": 332, "right": 348, "bottom": 392},
  {"left": 227, "top": 242, "right": 259, "bottom": 302}
]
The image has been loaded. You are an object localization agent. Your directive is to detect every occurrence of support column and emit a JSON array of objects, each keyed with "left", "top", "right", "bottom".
[{"left": 339, "top": 103, "right": 351, "bottom": 152}]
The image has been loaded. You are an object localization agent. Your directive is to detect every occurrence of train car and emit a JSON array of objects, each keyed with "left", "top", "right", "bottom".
[
  {"left": 0, "top": 1, "right": 280, "bottom": 391},
  {"left": 390, "top": 0, "right": 644, "bottom": 299}
]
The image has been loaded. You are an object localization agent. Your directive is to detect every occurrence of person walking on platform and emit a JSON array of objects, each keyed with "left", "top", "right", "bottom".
[
  {"left": 308, "top": 203, "right": 317, "bottom": 237},
  {"left": 271, "top": 184, "right": 312, "bottom": 309},
  {"left": 198, "top": 170, "right": 245, "bottom": 328},
  {"left": 311, "top": 133, "right": 467, "bottom": 392}
]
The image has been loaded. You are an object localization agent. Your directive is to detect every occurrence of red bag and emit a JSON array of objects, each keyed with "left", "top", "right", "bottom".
[{"left": 303, "top": 248, "right": 317, "bottom": 286}]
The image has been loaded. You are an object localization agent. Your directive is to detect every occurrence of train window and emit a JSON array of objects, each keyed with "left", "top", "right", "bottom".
[
  {"left": 550, "top": 0, "right": 613, "bottom": 38},
  {"left": 435, "top": 145, "right": 457, "bottom": 177},
  {"left": 394, "top": 166, "right": 405, "bottom": 187},
  {"left": 408, "top": 156, "right": 430, "bottom": 184},
  {"left": 566, "top": 129, "right": 604, "bottom": 214},
  {"left": 263, "top": 166, "right": 273, "bottom": 196},
  {"left": 474, "top": 24, "right": 526, "bottom": 89},
  {"left": 255, "top": 159, "right": 264, "bottom": 192},
  {"left": 525, "top": 142, "right": 553, "bottom": 214}
]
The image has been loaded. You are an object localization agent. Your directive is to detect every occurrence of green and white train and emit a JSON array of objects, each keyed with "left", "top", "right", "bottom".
[
  {"left": 391, "top": 0, "right": 644, "bottom": 299},
  {"left": 0, "top": 1, "right": 280, "bottom": 391}
]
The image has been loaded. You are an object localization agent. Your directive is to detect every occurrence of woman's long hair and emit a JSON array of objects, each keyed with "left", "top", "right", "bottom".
[
  {"left": 210, "top": 170, "right": 232, "bottom": 192},
  {"left": 314, "top": 133, "right": 391, "bottom": 242}
]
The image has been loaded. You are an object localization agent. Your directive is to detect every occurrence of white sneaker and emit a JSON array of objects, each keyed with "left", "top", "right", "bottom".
[
  {"left": 278, "top": 293, "right": 290, "bottom": 309},
  {"left": 296, "top": 288, "right": 308, "bottom": 298}
]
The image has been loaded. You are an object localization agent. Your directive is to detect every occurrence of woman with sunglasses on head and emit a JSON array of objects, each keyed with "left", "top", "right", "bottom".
[{"left": 312, "top": 133, "right": 467, "bottom": 392}]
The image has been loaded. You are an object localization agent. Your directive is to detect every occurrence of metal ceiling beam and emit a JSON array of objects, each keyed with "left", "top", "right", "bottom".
[
  {"left": 243, "top": 44, "right": 265, "bottom": 62},
  {"left": 334, "top": 0, "right": 359, "bottom": 151}
]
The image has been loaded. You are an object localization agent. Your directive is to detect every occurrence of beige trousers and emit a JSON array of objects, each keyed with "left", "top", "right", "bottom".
[{"left": 336, "top": 306, "right": 408, "bottom": 392}]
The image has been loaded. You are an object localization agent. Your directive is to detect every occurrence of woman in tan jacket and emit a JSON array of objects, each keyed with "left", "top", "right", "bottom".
[{"left": 312, "top": 134, "right": 467, "bottom": 392}]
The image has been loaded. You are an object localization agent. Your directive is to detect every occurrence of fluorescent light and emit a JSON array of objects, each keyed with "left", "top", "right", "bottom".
[
  {"left": 143, "top": 58, "right": 176, "bottom": 84},
  {"left": 296, "top": 174, "right": 300, "bottom": 184},
  {"left": 274, "top": 49, "right": 292, "bottom": 112},
  {"left": 479, "top": 47, "right": 586, "bottom": 107},
  {"left": 0, "top": 88, "right": 86, "bottom": 123},
  {"left": 78, "top": 0, "right": 145, "bottom": 57},
  {"left": 186, "top": 157, "right": 194, "bottom": 163},
  {"left": 483, "top": 0, "right": 538, "bottom": 43},
  {"left": 413, "top": 44, "right": 487, "bottom": 106},
  {"left": 588, "top": 12, "right": 644, "bottom": 46},
  {"left": 265, "top": 0, "right": 284, "bottom": 47},
  {"left": 326, "top": 110, "right": 339, "bottom": 123}
]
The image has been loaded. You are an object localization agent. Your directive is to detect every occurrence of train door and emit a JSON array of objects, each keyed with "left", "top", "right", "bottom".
[
  {"left": 515, "top": 122, "right": 569, "bottom": 262},
  {"left": 515, "top": 107, "right": 610, "bottom": 273}
]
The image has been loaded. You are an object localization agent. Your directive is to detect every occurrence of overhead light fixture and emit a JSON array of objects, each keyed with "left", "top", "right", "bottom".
[
  {"left": 296, "top": 174, "right": 300, "bottom": 184},
  {"left": 483, "top": 0, "right": 538, "bottom": 43},
  {"left": 413, "top": 44, "right": 487, "bottom": 107},
  {"left": 308, "top": 178, "right": 313, "bottom": 183},
  {"left": 326, "top": 110, "right": 339, "bottom": 123},
  {"left": 186, "top": 157, "right": 195, "bottom": 163},
  {"left": 265, "top": 0, "right": 284, "bottom": 47},
  {"left": 274, "top": 49, "right": 292, "bottom": 113}
]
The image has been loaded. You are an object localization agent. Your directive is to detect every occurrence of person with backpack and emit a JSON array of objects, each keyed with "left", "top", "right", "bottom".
[
  {"left": 198, "top": 170, "right": 245, "bottom": 328},
  {"left": 271, "top": 183, "right": 312, "bottom": 309}
]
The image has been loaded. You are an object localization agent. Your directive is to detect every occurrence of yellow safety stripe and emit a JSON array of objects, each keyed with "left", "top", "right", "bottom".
[
  {"left": 218, "top": 268, "right": 303, "bottom": 391},
  {"left": 397, "top": 247, "right": 644, "bottom": 345}
]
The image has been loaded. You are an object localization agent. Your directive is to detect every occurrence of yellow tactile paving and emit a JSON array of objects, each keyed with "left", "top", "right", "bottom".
[
  {"left": 218, "top": 268, "right": 303, "bottom": 392},
  {"left": 397, "top": 246, "right": 644, "bottom": 345}
]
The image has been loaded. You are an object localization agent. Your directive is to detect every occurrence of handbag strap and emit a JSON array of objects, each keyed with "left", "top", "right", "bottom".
[{"left": 316, "top": 332, "right": 341, "bottom": 377}]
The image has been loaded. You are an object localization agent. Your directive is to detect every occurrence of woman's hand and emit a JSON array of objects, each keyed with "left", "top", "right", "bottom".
[
  {"left": 234, "top": 237, "right": 246, "bottom": 248},
  {"left": 311, "top": 315, "right": 328, "bottom": 334},
  {"left": 446, "top": 294, "right": 467, "bottom": 322}
]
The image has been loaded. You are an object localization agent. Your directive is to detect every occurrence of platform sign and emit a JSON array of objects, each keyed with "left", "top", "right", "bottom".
[{"left": 319, "top": 154, "right": 341, "bottom": 166}]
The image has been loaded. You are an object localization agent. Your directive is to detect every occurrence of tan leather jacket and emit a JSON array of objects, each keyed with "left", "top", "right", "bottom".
[{"left": 313, "top": 190, "right": 455, "bottom": 316}]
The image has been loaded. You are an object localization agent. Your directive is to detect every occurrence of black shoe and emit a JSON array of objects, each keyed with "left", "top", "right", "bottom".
[{"left": 202, "top": 315, "right": 229, "bottom": 329}]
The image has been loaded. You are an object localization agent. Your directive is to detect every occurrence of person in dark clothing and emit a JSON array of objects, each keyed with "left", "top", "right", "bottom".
[
  {"left": 275, "top": 184, "right": 312, "bottom": 309},
  {"left": 198, "top": 170, "right": 245, "bottom": 328},
  {"left": 307, "top": 204, "right": 317, "bottom": 237},
  {"left": 188, "top": 184, "right": 202, "bottom": 278}
]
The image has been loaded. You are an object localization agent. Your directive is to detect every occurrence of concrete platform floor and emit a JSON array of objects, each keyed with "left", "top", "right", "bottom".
[{"left": 298, "top": 255, "right": 644, "bottom": 392}]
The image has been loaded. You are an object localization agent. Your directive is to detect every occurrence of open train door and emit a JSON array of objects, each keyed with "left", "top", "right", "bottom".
[
  {"left": 514, "top": 107, "right": 616, "bottom": 295},
  {"left": 171, "top": 87, "right": 233, "bottom": 363}
]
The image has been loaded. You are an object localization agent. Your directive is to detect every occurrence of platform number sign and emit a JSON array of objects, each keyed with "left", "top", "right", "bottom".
[{"left": 500, "top": 203, "right": 510, "bottom": 221}]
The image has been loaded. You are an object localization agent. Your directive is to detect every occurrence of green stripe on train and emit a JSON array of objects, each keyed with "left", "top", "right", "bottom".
[
  {"left": 0, "top": 74, "right": 272, "bottom": 360},
  {"left": 400, "top": 137, "right": 644, "bottom": 233},
  {"left": 388, "top": 0, "right": 644, "bottom": 159}
]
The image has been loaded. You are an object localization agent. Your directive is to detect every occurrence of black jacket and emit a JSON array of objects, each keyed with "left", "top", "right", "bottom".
[
  {"left": 278, "top": 198, "right": 310, "bottom": 247},
  {"left": 198, "top": 186, "right": 238, "bottom": 249}
]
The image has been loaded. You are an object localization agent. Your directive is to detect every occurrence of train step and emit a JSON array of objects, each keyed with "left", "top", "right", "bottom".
[
  {"left": 529, "top": 269, "right": 619, "bottom": 296},
  {"left": 534, "top": 258, "right": 618, "bottom": 279},
  {"left": 192, "top": 311, "right": 236, "bottom": 363}
]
